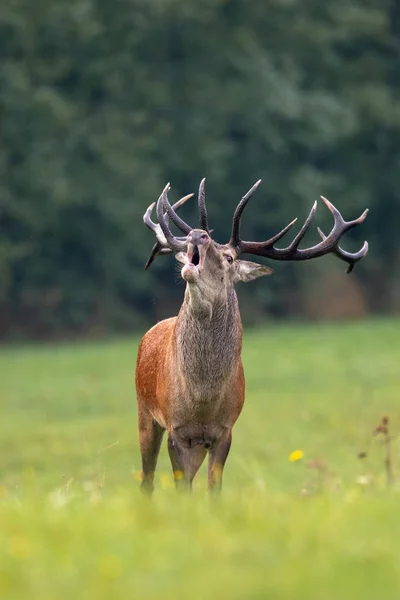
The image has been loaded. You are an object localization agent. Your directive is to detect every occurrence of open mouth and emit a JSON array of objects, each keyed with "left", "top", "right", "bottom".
[
  {"left": 182, "top": 242, "right": 206, "bottom": 282},
  {"left": 191, "top": 246, "right": 200, "bottom": 266},
  {"left": 185, "top": 241, "right": 206, "bottom": 274}
]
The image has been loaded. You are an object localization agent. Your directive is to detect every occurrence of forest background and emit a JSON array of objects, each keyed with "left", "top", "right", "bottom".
[{"left": 1, "top": 0, "right": 399, "bottom": 339}]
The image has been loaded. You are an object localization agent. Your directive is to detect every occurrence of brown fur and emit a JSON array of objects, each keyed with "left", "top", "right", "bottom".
[{"left": 135, "top": 231, "right": 271, "bottom": 494}]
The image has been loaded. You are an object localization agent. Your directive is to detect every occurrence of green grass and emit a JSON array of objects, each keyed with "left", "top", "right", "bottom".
[{"left": 1, "top": 318, "right": 400, "bottom": 599}]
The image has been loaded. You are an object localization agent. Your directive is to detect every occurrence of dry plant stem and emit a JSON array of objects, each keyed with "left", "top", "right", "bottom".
[
  {"left": 384, "top": 431, "right": 394, "bottom": 487},
  {"left": 374, "top": 416, "right": 394, "bottom": 487}
]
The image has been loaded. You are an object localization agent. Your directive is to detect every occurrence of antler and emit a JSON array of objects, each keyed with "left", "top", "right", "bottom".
[
  {"left": 317, "top": 201, "right": 369, "bottom": 274},
  {"left": 229, "top": 182, "right": 369, "bottom": 273},
  {"left": 160, "top": 178, "right": 210, "bottom": 234},
  {"left": 144, "top": 179, "right": 369, "bottom": 273},
  {"left": 198, "top": 178, "right": 209, "bottom": 232},
  {"left": 143, "top": 184, "right": 193, "bottom": 270}
]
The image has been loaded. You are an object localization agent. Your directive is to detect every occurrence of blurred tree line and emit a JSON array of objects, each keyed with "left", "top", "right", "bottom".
[{"left": 1, "top": 0, "right": 399, "bottom": 339}]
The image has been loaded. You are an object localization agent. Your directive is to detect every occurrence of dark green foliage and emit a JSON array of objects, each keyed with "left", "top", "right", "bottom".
[{"left": 0, "top": 0, "right": 398, "bottom": 338}]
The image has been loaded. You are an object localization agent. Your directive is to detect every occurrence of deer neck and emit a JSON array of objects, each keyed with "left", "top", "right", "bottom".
[{"left": 174, "top": 284, "right": 243, "bottom": 391}]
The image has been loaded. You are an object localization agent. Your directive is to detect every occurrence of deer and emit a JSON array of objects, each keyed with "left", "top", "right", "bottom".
[{"left": 135, "top": 179, "right": 369, "bottom": 494}]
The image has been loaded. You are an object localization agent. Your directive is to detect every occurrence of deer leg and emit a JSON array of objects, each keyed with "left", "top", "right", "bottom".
[
  {"left": 168, "top": 435, "right": 207, "bottom": 492},
  {"left": 208, "top": 430, "right": 232, "bottom": 493},
  {"left": 138, "top": 406, "right": 165, "bottom": 495}
]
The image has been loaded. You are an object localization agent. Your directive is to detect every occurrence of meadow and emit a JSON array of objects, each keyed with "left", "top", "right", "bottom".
[{"left": 1, "top": 318, "right": 400, "bottom": 599}]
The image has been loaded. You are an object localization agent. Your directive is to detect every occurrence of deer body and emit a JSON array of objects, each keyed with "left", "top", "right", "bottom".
[
  {"left": 136, "top": 180, "right": 369, "bottom": 494},
  {"left": 136, "top": 243, "right": 246, "bottom": 492}
]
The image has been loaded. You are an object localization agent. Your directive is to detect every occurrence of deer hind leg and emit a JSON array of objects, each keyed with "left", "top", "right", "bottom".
[
  {"left": 208, "top": 429, "right": 232, "bottom": 493},
  {"left": 167, "top": 435, "right": 207, "bottom": 492},
  {"left": 138, "top": 406, "right": 165, "bottom": 495}
]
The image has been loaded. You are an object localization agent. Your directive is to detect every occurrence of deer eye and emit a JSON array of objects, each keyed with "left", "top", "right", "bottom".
[{"left": 224, "top": 255, "right": 233, "bottom": 264}]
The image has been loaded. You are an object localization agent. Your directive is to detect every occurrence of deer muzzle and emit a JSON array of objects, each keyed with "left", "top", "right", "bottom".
[{"left": 181, "top": 231, "right": 210, "bottom": 282}]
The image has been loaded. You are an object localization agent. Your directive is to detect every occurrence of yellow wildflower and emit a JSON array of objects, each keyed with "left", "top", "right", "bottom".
[{"left": 289, "top": 450, "right": 304, "bottom": 462}]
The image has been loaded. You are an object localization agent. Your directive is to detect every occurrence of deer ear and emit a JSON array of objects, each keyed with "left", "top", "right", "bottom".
[
  {"left": 175, "top": 252, "right": 187, "bottom": 265},
  {"left": 234, "top": 260, "right": 273, "bottom": 283}
]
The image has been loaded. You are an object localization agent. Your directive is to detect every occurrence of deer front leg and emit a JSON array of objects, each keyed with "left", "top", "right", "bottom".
[
  {"left": 168, "top": 434, "right": 207, "bottom": 492},
  {"left": 138, "top": 406, "right": 165, "bottom": 495},
  {"left": 208, "top": 429, "right": 232, "bottom": 493}
]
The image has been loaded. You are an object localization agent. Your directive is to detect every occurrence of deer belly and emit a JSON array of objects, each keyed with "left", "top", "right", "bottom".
[{"left": 171, "top": 423, "right": 227, "bottom": 450}]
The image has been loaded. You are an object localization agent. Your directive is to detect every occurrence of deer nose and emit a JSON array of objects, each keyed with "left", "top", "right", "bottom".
[{"left": 188, "top": 231, "right": 209, "bottom": 246}]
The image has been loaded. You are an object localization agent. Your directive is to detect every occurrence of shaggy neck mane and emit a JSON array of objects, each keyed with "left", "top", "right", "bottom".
[{"left": 174, "top": 286, "right": 243, "bottom": 390}]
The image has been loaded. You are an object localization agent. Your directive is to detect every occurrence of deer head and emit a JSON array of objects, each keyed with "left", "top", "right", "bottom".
[{"left": 143, "top": 179, "right": 369, "bottom": 306}]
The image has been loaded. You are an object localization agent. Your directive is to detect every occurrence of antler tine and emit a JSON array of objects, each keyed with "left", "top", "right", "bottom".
[
  {"left": 315, "top": 198, "right": 369, "bottom": 267},
  {"left": 143, "top": 201, "right": 170, "bottom": 247},
  {"left": 230, "top": 180, "right": 262, "bottom": 246},
  {"left": 198, "top": 178, "right": 209, "bottom": 232},
  {"left": 171, "top": 193, "right": 194, "bottom": 214},
  {"left": 317, "top": 227, "right": 369, "bottom": 273},
  {"left": 156, "top": 184, "right": 187, "bottom": 251},
  {"left": 265, "top": 218, "right": 299, "bottom": 246},
  {"left": 143, "top": 207, "right": 187, "bottom": 270},
  {"left": 143, "top": 192, "right": 192, "bottom": 234},
  {"left": 320, "top": 197, "right": 369, "bottom": 232},
  {"left": 143, "top": 201, "right": 158, "bottom": 231},
  {"left": 143, "top": 184, "right": 191, "bottom": 269},
  {"left": 287, "top": 201, "right": 317, "bottom": 251},
  {"left": 162, "top": 192, "right": 194, "bottom": 235},
  {"left": 233, "top": 194, "right": 369, "bottom": 270},
  {"left": 144, "top": 243, "right": 173, "bottom": 271},
  {"left": 143, "top": 195, "right": 189, "bottom": 244}
]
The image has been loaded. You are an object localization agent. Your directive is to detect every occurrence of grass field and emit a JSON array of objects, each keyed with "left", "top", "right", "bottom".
[{"left": 1, "top": 318, "right": 400, "bottom": 599}]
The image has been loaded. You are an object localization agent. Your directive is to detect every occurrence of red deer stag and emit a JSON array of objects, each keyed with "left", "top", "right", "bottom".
[{"left": 135, "top": 180, "right": 369, "bottom": 494}]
